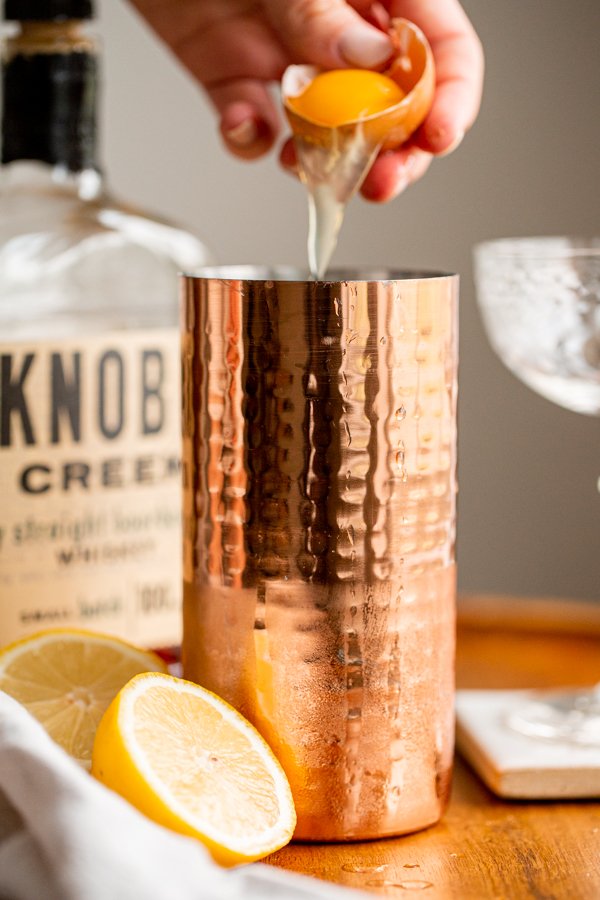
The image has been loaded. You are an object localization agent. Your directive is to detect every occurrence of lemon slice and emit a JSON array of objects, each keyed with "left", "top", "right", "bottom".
[
  {"left": 0, "top": 628, "right": 167, "bottom": 768},
  {"left": 91, "top": 672, "right": 296, "bottom": 866}
]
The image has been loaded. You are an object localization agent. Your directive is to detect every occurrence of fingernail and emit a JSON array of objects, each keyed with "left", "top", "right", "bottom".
[
  {"left": 224, "top": 119, "right": 259, "bottom": 148},
  {"left": 339, "top": 24, "right": 392, "bottom": 68},
  {"left": 438, "top": 131, "right": 465, "bottom": 158}
]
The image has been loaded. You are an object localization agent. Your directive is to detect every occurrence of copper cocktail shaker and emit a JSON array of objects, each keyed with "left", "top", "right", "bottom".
[{"left": 181, "top": 268, "right": 458, "bottom": 841}]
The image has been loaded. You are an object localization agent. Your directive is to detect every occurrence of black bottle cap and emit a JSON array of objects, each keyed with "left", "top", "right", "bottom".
[
  {"left": 4, "top": 0, "right": 93, "bottom": 20},
  {"left": 2, "top": 45, "right": 97, "bottom": 169}
]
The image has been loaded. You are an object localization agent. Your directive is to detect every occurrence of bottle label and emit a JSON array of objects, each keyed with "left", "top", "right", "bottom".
[{"left": 0, "top": 329, "right": 183, "bottom": 649}]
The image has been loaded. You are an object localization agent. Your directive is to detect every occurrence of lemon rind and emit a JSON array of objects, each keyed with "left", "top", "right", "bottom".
[
  {"left": 112, "top": 673, "right": 296, "bottom": 857},
  {"left": 0, "top": 628, "right": 168, "bottom": 675}
]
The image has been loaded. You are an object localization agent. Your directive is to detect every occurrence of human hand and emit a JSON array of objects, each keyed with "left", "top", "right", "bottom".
[{"left": 129, "top": 0, "right": 483, "bottom": 202}]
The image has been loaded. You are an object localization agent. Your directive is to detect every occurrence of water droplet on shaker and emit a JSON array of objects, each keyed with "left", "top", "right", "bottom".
[
  {"left": 395, "top": 406, "right": 407, "bottom": 421},
  {"left": 395, "top": 452, "right": 408, "bottom": 482}
]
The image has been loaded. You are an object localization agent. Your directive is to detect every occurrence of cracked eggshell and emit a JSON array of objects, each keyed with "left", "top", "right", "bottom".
[{"left": 282, "top": 18, "right": 435, "bottom": 152}]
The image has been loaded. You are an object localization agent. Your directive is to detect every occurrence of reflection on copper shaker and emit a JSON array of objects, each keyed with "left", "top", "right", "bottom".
[{"left": 181, "top": 268, "right": 458, "bottom": 841}]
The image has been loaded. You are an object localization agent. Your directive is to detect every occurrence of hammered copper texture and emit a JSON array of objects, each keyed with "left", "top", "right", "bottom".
[{"left": 181, "top": 269, "right": 458, "bottom": 840}]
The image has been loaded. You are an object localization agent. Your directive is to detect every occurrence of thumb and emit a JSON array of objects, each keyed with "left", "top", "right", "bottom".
[{"left": 264, "top": 0, "right": 393, "bottom": 69}]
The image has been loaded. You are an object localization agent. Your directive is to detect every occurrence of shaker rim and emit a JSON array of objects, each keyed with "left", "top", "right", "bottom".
[{"left": 181, "top": 265, "right": 457, "bottom": 285}]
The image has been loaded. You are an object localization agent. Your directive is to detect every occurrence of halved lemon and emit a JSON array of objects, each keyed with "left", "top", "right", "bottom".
[
  {"left": 91, "top": 672, "right": 296, "bottom": 866},
  {"left": 0, "top": 628, "right": 167, "bottom": 768}
]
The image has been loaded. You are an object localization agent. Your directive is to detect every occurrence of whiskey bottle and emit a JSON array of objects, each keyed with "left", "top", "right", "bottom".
[{"left": 0, "top": 0, "right": 212, "bottom": 648}]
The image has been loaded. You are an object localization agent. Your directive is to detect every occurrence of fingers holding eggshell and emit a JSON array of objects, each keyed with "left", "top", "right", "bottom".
[
  {"left": 278, "top": 14, "right": 480, "bottom": 202},
  {"left": 281, "top": 19, "right": 434, "bottom": 153},
  {"left": 280, "top": 18, "right": 435, "bottom": 207}
]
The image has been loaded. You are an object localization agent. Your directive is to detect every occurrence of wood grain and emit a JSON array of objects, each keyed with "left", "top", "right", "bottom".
[{"left": 267, "top": 594, "right": 600, "bottom": 899}]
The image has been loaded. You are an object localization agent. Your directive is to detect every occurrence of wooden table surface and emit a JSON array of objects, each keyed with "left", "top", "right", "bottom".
[{"left": 267, "top": 594, "right": 600, "bottom": 899}]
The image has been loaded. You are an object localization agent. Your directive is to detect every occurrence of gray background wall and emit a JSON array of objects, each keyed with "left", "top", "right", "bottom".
[{"left": 97, "top": 0, "right": 599, "bottom": 601}]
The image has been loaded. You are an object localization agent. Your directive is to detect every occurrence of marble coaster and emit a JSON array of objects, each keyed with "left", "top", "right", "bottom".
[{"left": 455, "top": 689, "right": 600, "bottom": 798}]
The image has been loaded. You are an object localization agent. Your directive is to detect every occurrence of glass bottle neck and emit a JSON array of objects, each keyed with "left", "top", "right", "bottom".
[{"left": 1, "top": 19, "right": 99, "bottom": 174}]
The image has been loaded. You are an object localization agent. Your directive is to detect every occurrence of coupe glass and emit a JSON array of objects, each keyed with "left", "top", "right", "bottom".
[{"left": 474, "top": 236, "right": 600, "bottom": 745}]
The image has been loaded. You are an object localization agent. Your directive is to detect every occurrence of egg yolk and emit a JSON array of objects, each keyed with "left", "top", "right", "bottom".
[{"left": 288, "top": 69, "right": 405, "bottom": 127}]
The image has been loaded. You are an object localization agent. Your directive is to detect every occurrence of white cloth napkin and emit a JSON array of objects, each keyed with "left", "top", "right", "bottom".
[{"left": 0, "top": 692, "right": 364, "bottom": 900}]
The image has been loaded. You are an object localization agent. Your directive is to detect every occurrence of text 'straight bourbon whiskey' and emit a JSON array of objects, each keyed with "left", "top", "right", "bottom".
[{"left": 0, "top": 0, "right": 211, "bottom": 647}]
